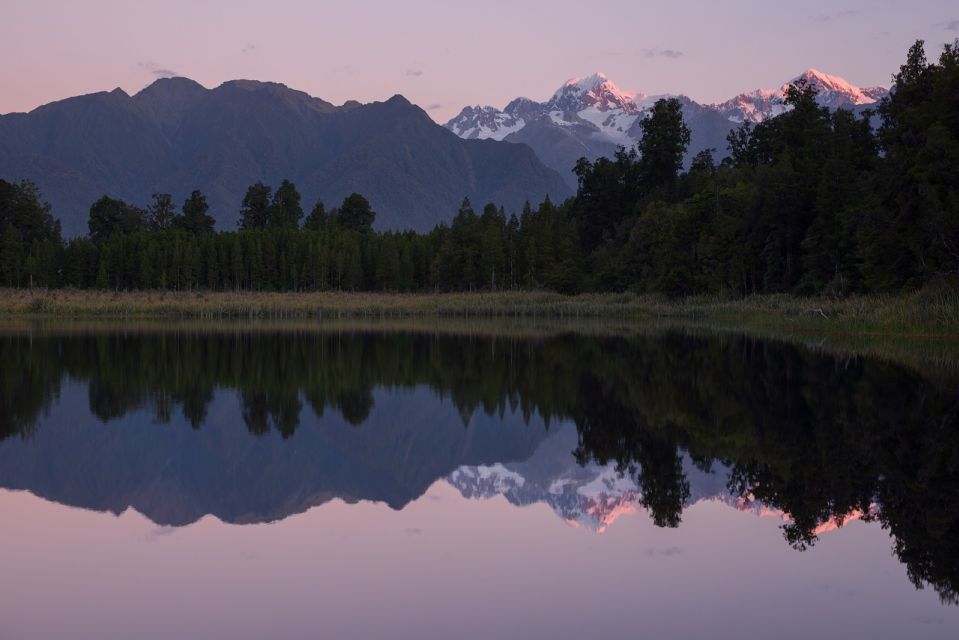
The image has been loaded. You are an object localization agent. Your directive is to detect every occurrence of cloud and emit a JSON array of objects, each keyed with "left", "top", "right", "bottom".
[
  {"left": 814, "top": 10, "right": 858, "bottom": 23},
  {"left": 403, "top": 527, "right": 424, "bottom": 535},
  {"left": 406, "top": 69, "right": 424, "bottom": 77},
  {"left": 241, "top": 44, "right": 257, "bottom": 55},
  {"left": 425, "top": 103, "right": 443, "bottom": 111},
  {"left": 643, "top": 48, "right": 683, "bottom": 60},
  {"left": 946, "top": 20, "right": 959, "bottom": 31},
  {"left": 139, "top": 61, "right": 178, "bottom": 78}
]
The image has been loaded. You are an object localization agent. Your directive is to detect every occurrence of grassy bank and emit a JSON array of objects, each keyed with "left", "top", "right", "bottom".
[{"left": 0, "top": 288, "right": 957, "bottom": 336}]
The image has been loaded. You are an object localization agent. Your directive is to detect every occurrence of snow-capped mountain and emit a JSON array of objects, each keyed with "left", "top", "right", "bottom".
[
  {"left": 446, "top": 72, "right": 651, "bottom": 153},
  {"left": 446, "top": 72, "right": 722, "bottom": 187},
  {"left": 445, "top": 69, "right": 888, "bottom": 187},
  {"left": 712, "top": 68, "right": 889, "bottom": 123},
  {"left": 547, "top": 72, "right": 641, "bottom": 114},
  {"left": 448, "top": 105, "right": 525, "bottom": 141}
]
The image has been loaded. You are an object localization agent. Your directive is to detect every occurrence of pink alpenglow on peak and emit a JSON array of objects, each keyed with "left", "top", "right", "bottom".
[
  {"left": 549, "top": 72, "right": 640, "bottom": 114},
  {"left": 713, "top": 69, "right": 890, "bottom": 123}
]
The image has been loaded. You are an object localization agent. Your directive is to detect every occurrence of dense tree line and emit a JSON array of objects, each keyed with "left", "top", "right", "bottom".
[{"left": 0, "top": 40, "right": 956, "bottom": 296}]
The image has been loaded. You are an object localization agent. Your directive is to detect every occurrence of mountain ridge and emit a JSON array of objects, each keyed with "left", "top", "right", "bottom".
[
  {"left": 445, "top": 69, "right": 889, "bottom": 186},
  {"left": 0, "top": 78, "right": 571, "bottom": 236}
]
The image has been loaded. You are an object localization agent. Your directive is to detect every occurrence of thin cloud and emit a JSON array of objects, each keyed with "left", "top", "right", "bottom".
[
  {"left": 814, "top": 10, "right": 858, "bottom": 23},
  {"left": 643, "top": 48, "right": 683, "bottom": 60},
  {"left": 406, "top": 69, "right": 424, "bottom": 77},
  {"left": 946, "top": 19, "right": 959, "bottom": 31},
  {"left": 139, "top": 61, "right": 178, "bottom": 78},
  {"left": 241, "top": 44, "right": 257, "bottom": 55},
  {"left": 425, "top": 103, "right": 443, "bottom": 111}
]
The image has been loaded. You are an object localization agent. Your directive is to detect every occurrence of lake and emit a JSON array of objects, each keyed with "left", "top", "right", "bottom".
[{"left": 1, "top": 321, "right": 957, "bottom": 639}]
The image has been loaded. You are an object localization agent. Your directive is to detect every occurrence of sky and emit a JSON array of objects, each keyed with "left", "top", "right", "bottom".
[{"left": 2, "top": 0, "right": 958, "bottom": 123}]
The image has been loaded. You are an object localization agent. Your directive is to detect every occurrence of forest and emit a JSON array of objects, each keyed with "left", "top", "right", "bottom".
[{"left": 0, "top": 40, "right": 956, "bottom": 297}]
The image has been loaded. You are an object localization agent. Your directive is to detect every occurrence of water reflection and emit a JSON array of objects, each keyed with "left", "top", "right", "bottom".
[{"left": 0, "top": 323, "right": 957, "bottom": 603}]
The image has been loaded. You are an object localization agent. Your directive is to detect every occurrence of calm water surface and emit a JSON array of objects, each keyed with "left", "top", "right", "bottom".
[{"left": 0, "top": 322, "right": 957, "bottom": 639}]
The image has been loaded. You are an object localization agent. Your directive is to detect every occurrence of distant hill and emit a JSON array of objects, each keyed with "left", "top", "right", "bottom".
[{"left": 0, "top": 78, "right": 572, "bottom": 236}]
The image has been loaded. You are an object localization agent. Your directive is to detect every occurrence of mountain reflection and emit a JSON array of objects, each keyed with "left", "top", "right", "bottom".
[{"left": 0, "top": 323, "right": 956, "bottom": 603}]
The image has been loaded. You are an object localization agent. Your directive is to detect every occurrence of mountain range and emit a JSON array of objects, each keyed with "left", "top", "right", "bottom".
[
  {"left": 0, "top": 69, "right": 888, "bottom": 236},
  {"left": 0, "top": 78, "right": 571, "bottom": 236},
  {"left": 445, "top": 69, "right": 889, "bottom": 188}
]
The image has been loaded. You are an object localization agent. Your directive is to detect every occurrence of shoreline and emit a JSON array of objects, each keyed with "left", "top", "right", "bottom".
[
  {"left": 0, "top": 288, "right": 956, "bottom": 335},
  {"left": 1, "top": 289, "right": 958, "bottom": 381}
]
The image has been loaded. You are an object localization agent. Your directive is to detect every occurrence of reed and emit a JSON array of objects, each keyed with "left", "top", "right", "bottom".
[{"left": 0, "top": 289, "right": 957, "bottom": 336}]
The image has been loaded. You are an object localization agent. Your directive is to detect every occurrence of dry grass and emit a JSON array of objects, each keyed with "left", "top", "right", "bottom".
[
  {"left": 0, "top": 288, "right": 957, "bottom": 336},
  {"left": 0, "top": 289, "right": 643, "bottom": 319}
]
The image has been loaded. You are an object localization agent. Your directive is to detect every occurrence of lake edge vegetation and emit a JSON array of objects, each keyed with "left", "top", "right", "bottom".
[{"left": 1, "top": 289, "right": 957, "bottom": 340}]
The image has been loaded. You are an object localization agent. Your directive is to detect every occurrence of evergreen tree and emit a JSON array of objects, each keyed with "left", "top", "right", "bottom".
[
  {"left": 88, "top": 196, "right": 145, "bottom": 242},
  {"left": 239, "top": 182, "right": 272, "bottom": 230},
  {"left": 304, "top": 201, "right": 328, "bottom": 231},
  {"left": 269, "top": 179, "right": 304, "bottom": 229},
  {"left": 478, "top": 203, "right": 506, "bottom": 290},
  {"left": 177, "top": 190, "right": 216, "bottom": 234},
  {"left": 637, "top": 97, "right": 691, "bottom": 192},
  {"left": 335, "top": 193, "right": 376, "bottom": 232},
  {"left": 871, "top": 39, "right": 959, "bottom": 285},
  {"left": 1, "top": 224, "right": 23, "bottom": 287}
]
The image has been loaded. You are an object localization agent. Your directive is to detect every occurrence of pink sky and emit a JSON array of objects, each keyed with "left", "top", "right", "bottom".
[{"left": 2, "top": 0, "right": 958, "bottom": 122}]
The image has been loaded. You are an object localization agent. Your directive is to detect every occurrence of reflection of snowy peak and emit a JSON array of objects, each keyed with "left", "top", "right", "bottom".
[
  {"left": 451, "top": 461, "right": 641, "bottom": 532},
  {"left": 446, "top": 422, "right": 730, "bottom": 532},
  {"left": 446, "top": 422, "right": 868, "bottom": 536}
]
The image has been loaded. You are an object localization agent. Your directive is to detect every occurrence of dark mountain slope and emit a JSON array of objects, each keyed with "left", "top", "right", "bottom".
[{"left": 0, "top": 79, "right": 571, "bottom": 235}]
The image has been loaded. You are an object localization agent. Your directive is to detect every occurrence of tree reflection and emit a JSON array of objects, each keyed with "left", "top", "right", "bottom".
[{"left": 0, "top": 327, "right": 956, "bottom": 601}]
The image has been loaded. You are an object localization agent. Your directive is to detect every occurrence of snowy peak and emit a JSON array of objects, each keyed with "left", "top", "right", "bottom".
[
  {"left": 862, "top": 86, "right": 889, "bottom": 101},
  {"left": 443, "top": 72, "right": 644, "bottom": 144},
  {"left": 712, "top": 69, "right": 889, "bottom": 123},
  {"left": 561, "top": 71, "right": 613, "bottom": 93},
  {"left": 795, "top": 68, "right": 857, "bottom": 93},
  {"left": 445, "top": 104, "right": 525, "bottom": 141},
  {"left": 442, "top": 67, "right": 889, "bottom": 175},
  {"left": 791, "top": 68, "right": 885, "bottom": 107},
  {"left": 711, "top": 88, "right": 788, "bottom": 124},
  {"left": 548, "top": 71, "right": 639, "bottom": 114}
]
